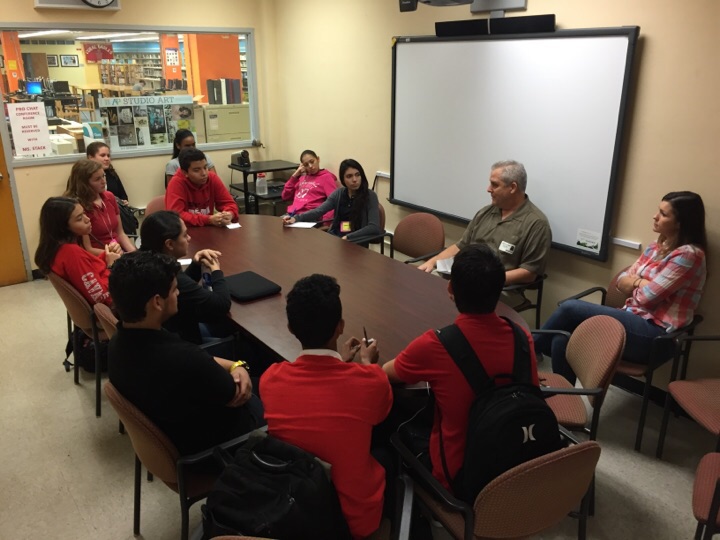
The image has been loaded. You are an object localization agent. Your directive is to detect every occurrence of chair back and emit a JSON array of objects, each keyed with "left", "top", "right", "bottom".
[
  {"left": 566, "top": 315, "right": 626, "bottom": 408},
  {"left": 47, "top": 272, "right": 96, "bottom": 336},
  {"left": 473, "top": 441, "right": 601, "bottom": 538},
  {"left": 378, "top": 202, "right": 386, "bottom": 231},
  {"left": 393, "top": 213, "right": 445, "bottom": 259},
  {"left": 605, "top": 266, "right": 631, "bottom": 309},
  {"left": 104, "top": 382, "right": 181, "bottom": 488},
  {"left": 146, "top": 195, "right": 166, "bottom": 216},
  {"left": 94, "top": 303, "right": 118, "bottom": 339}
]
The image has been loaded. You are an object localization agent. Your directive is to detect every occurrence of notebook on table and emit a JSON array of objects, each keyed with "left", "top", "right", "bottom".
[{"left": 225, "top": 271, "right": 282, "bottom": 302}]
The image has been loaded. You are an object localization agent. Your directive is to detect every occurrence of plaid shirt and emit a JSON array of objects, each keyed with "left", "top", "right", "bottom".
[{"left": 620, "top": 243, "right": 706, "bottom": 332}]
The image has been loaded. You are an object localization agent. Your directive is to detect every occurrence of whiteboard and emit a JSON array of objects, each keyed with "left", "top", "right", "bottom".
[{"left": 390, "top": 28, "right": 639, "bottom": 261}]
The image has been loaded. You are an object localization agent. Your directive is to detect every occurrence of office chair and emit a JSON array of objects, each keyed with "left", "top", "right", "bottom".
[
  {"left": 656, "top": 338, "right": 720, "bottom": 459},
  {"left": 390, "top": 212, "right": 445, "bottom": 263},
  {"left": 393, "top": 433, "right": 600, "bottom": 540},
  {"left": 47, "top": 272, "right": 108, "bottom": 417},
  {"left": 533, "top": 315, "right": 626, "bottom": 441},
  {"left": 105, "top": 382, "right": 265, "bottom": 540},
  {"left": 694, "top": 453, "right": 720, "bottom": 540}
]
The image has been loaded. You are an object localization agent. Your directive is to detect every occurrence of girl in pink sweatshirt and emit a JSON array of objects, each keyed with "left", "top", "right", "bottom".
[{"left": 282, "top": 150, "right": 339, "bottom": 222}]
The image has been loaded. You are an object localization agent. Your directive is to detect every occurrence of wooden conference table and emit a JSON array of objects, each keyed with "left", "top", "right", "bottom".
[{"left": 187, "top": 214, "right": 526, "bottom": 363}]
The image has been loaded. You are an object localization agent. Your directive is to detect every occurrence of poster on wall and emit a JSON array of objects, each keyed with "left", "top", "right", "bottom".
[
  {"left": 98, "top": 95, "right": 195, "bottom": 152},
  {"left": 83, "top": 43, "right": 114, "bottom": 63},
  {"left": 165, "top": 48, "right": 180, "bottom": 66},
  {"left": 7, "top": 103, "right": 52, "bottom": 157}
]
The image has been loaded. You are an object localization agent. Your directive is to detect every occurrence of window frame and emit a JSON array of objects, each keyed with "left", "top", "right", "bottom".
[{"left": 1, "top": 22, "right": 260, "bottom": 168}]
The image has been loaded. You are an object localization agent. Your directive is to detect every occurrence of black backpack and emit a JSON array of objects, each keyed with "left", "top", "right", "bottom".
[
  {"left": 202, "top": 431, "right": 351, "bottom": 540},
  {"left": 435, "top": 318, "right": 564, "bottom": 502}
]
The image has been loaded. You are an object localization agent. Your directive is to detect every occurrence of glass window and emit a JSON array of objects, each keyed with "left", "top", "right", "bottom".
[{"left": 0, "top": 27, "right": 257, "bottom": 164}]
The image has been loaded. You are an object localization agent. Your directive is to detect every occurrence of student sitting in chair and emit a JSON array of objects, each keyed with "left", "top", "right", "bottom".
[
  {"left": 64, "top": 158, "right": 137, "bottom": 255},
  {"left": 35, "top": 196, "right": 119, "bottom": 307},
  {"left": 282, "top": 149, "right": 339, "bottom": 222},
  {"left": 86, "top": 141, "right": 138, "bottom": 237},
  {"left": 139, "top": 210, "right": 234, "bottom": 347},
  {"left": 260, "top": 274, "right": 392, "bottom": 539},
  {"left": 165, "top": 148, "right": 238, "bottom": 227},
  {"left": 108, "top": 250, "right": 262, "bottom": 456}
]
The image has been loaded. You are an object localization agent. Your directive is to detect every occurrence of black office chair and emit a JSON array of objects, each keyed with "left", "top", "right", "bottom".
[{"left": 504, "top": 274, "right": 547, "bottom": 329}]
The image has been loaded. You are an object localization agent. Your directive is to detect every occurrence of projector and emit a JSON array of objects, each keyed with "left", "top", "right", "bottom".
[{"left": 420, "top": 0, "right": 472, "bottom": 4}]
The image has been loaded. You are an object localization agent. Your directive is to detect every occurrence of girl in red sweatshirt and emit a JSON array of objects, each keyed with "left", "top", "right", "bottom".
[{"left": 35, "top": 197, "right": 120, "bottom": 306}]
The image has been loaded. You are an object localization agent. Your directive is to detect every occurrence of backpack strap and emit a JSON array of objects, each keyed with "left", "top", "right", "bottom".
[
  {"left": 499, "top": 317, "right": 533, "bottom": 384},
  {"left": 435, "top": 324, "right": 491, "bottom": 395}
]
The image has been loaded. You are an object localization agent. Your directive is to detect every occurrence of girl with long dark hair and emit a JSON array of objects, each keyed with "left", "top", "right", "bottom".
[{"left": 35, "top": 197, "right": 118, "bottom": 306}]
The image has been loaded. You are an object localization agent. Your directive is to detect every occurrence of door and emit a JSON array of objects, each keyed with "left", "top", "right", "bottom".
[{"left": 0, "top": 135, "right": 28, "bottom": 286}]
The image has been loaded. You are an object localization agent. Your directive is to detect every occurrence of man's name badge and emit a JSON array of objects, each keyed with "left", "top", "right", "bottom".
[{"left": 499, "top": 240, "right": 516, "bottom": 254}]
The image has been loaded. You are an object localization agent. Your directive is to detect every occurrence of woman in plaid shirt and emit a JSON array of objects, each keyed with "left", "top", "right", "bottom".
[{"left": 536, "top": 192, "right": 707, "bottom": 384}]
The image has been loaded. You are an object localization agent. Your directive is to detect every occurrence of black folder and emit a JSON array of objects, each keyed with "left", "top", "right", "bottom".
[{"left": 225, "top": 271, "right": 281, "bottom": 302}]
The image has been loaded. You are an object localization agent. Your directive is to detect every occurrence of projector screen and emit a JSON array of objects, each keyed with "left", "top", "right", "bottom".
[{"left": 390, "top": 27, "right": 639, "bottom": 261}]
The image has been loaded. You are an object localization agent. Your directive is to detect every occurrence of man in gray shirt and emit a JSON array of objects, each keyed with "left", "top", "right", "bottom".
[{"left": 418, "top": 160, "right": 551, "bottom": 285}]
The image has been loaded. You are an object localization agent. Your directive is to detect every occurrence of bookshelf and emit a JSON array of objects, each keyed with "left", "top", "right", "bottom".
[{"left": 98, "top": 52, "right": 162, "bottom": 85}]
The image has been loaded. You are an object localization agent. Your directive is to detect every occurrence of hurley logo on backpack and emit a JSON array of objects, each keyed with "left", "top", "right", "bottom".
[
  {"left": 202, "top": 430, "right": 351, "bottom": 540},
  {"left": 435, "top": 317, "right": 565, "bottom": 503}
]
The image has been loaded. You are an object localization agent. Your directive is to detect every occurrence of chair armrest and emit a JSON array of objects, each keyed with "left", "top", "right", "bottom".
[
  {"left": 558, "top": 286, "right": 607, "bottom": 306},
  {"left": 348, "top": 231, "right": 393, "bottom": 245},
  {"left": 177, "top": 425, "right": 268, "bottom": 467},
  {"left": 677, "top": 333, "right": 720, "bottom": 343},
  {"left": 199, "top": 334, "right": 235, "bottom": 351},
  {"left": 404, "top": 249, "right": 443, "bottom": 265},
  {"left": 531, "top": 329, "right": 571, "bottom": 340},
  {"left": 541, "top": 386, "right": 604, "bottom": 398},
  {"left": 503, "top": 274, "right": 545, "bottom": 292},
  {"left": 390, "top": 433, "right": 471, "bottom": 515}
]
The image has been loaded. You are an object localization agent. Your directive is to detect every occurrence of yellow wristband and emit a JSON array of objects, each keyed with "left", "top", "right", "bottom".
[{"left": 229, "top": 360, "right": 249, "bottom": 373}]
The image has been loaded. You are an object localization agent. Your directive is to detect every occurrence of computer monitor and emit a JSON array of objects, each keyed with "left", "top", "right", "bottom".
[
  {"left": 26, "top": 81, "right": 43, "bottom": 95},
  {"left": 53, "top": 80, "right": 71, "bottom": 94}
]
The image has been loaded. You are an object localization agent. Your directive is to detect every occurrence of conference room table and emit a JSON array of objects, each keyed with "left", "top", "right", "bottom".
[{"left": 187, "top": 215, "right": 527, "bottom": 365}]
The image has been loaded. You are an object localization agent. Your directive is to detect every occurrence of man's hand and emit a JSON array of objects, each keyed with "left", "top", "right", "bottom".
[
  {"left": 418, "top": 259, "right": 435, "bottom": 273},
  {"left": 194, "top": 249, "right": 222, "bottom": 271},
  {"left": 209, "top": 213, "right": 225, "bottom": 227},
  {"left": 341, "top": 337, "right": 361, "bottom": 363},
  {"left": 357, "top": 339, "right": 379, "bottom": 365},
  {"left": 227, "top": 366, "right": 252, "bottom": 407}
]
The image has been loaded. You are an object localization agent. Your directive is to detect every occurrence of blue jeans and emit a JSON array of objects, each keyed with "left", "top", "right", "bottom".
[{"left": 534, "top": 300, "right": 670, "bottom": 384}]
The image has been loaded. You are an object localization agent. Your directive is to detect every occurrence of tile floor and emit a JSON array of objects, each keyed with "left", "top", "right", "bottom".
[{"left": 0, "top": 278, "right": 713, "bottom": 539}]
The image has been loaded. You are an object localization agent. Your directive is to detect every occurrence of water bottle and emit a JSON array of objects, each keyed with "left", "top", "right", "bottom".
[{"left": 256, "top": 172, "right": 268, "bottom": 196}]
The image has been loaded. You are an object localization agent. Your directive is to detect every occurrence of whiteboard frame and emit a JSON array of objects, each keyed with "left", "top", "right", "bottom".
[{"left": 389, "top": 27, "right": 640, "bottom": 262}]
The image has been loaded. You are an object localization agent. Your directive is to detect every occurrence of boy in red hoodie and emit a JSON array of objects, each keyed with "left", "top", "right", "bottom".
[{"left": 165, "top": 147, "right": 239, "bottom": 227}]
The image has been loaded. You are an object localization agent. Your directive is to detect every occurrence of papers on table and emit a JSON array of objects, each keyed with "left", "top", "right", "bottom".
[
  {"left": 436, "top": 257, "right": 454, "bottom": 274},
  {"left": 226, "top": 223, "right": 242, "bottom": 230},
  {"left": 284, "top": 222, "right": 316, "bottom": 229}
]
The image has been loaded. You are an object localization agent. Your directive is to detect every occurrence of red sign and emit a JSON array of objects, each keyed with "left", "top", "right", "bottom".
[{"left": 83, "top": 42, "right": 114, "bottom": 63}]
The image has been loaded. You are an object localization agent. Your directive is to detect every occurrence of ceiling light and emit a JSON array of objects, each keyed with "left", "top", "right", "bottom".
[
  {"left": 78, "top": 32, "right": 155, "bottom": 40},
  {"left": 18, "top": 30, "right": 71, "bottom": 38}
]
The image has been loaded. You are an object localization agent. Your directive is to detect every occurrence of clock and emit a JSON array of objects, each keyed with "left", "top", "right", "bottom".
[
  {"left": 81, "top": 0, "right": 116, "bottom": 6},
  {"left": 35, "top": 0, "right": 121, "bottom": 10}
]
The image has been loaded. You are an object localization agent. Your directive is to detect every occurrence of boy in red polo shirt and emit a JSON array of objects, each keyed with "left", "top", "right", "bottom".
[{"left": 260, "top": 274, "right": 392, "bottom": 539}]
